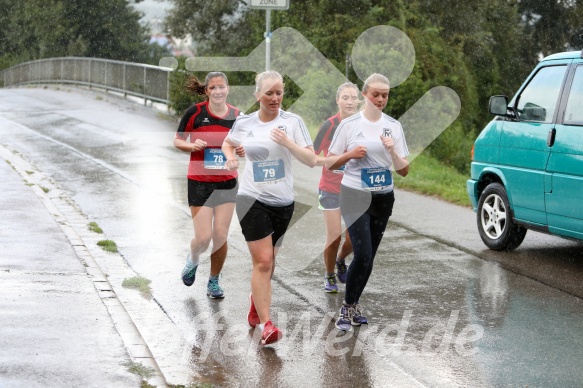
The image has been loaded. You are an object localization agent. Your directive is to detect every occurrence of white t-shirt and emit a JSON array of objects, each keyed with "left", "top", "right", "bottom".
[
  {"left": 328, "top": 111, "right": 409, "bottom": 193},
  {"left": 226, "top": 109, "right": 313, "bottom": 206}
]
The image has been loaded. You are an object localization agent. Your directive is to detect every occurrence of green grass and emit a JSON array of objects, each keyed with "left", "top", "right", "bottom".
[
  {"left": 40, "top": 185, "right": 50, "bottom": 193},
  {"left": 88, "top": 222, "right": 103, "bottom": 234},
  {"left": 124, "top": 360, "right": 155, "bottom": 379},
  {"left": 4, "top": 160, "right": 16, "bottom": 171},
  {"left": 97, "top": 239, "right": 118, "bottom": 253},
  {"left": 122, "top": 276, "right": 152, "bottom": 299},
  {"left": 393, "top": 153, "right": 471, "bottom": 207}
]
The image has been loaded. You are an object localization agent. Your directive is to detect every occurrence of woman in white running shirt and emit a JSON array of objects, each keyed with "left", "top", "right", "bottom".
[
  {"left": 325, "top": 73, "right": 409, "bottom": 332},
  {"left": 222, "top": 70, "right": 317, "bottom": 345},
  {"left": 313, "top": 82, "right": 359, "bottom": 293}
]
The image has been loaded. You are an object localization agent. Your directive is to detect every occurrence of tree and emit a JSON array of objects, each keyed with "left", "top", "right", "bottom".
[
  {"left": 164, "top": 0, "right": 264, "bottom": 56},
  {"left": 0, "top": 0, "right": 168, "bottom": 70},
  {"left": 164, "top": 0, "right": 581, "bottom": 173},
  {"left": 519, "top": 0, "right": 570, "bottom": 57}
]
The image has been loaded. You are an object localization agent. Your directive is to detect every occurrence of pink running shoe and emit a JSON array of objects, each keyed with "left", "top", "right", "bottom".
[
  {"left": 261, "top": 320, "right": 282, "bottom": 345},
  {"left": 248, "top": 293, "right": 260, "bottom": 328}
]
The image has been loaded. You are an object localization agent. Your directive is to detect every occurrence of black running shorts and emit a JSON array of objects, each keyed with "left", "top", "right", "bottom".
[
  {"left": 187, "top": 178, "right": 238, "bottom": 207},
  {"left": 235, "top": 195, "right": 294, "bottom": 247}
]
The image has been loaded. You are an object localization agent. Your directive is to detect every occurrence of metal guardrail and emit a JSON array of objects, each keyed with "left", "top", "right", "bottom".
[{"left": 0, "top": 57, "right": 172, "bottom": 105}]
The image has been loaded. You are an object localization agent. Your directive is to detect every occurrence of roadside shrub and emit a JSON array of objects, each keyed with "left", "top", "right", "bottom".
[
  {"left": 168, "top": 57, "right": 202, "bottom": 116},
  {"left": 427, "top": 121, "right": 475, "bottom": 174}
]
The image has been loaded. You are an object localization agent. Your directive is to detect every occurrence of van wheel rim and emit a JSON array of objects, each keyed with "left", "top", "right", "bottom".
[{"left": 480, "top": 193, "right": 507, "bottom": 239}]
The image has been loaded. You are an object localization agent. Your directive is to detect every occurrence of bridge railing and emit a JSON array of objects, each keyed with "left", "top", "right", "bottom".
[{"left": 0, "top": 57, "right": 172, "bottom": 105}]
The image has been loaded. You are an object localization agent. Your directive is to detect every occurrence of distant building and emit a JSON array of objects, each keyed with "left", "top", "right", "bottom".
[
  {"left": 150, "top": 34, "right": 195, "bottom": 58},
  {"left": 135, "top": 0, "right": 196, "bottom": 58}
]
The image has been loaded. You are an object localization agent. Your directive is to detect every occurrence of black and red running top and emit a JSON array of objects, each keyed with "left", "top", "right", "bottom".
[
  {"left": 175, "top": 101, "right": 240, "bottom": 182},
  {"left": 313, "top": 113, "right": 343, "bottom": 194}
]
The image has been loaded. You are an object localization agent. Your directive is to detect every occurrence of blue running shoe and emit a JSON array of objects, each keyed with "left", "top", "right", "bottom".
[
  {"left": 352, "top": 303, "right": 368, "bottom": 326},
  {"left": 336, "top": 260, "right": 347, "bottom": 283},
  {"left": 181, "top": 253, "right": 198, "bottom": 287},
  {"left": 335, "top": 304, "right": 354, "bottom": 332},
  {"left": 207, "top": 276, "right": 224, "bottom": 299},
  {"left": 324, "top": 275, "right": 338, "bottom": 293}
]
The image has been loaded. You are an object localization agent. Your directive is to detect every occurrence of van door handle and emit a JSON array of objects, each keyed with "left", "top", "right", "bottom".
[{"left": 547, "top": 128, "right": 556, "bottom": 147}]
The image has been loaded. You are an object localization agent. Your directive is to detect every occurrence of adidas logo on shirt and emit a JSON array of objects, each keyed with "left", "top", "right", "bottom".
[
  {"left": 246, "top": 131, "right": 255, "bottom": 137},
  {"left": 356, "top": 132, "right": 365, "bottom": 139}
]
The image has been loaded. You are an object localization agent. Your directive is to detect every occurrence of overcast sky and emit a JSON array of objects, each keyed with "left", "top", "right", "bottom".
[{"left": 132, "top": 0, "right": 172, "bottom": 31}]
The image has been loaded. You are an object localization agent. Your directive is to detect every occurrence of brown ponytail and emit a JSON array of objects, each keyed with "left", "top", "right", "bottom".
[{"left": 185, "top": 76, "right": 207, "bottom": 99}]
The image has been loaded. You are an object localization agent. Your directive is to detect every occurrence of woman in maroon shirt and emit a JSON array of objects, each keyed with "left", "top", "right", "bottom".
[
  {"left": 174, "top": 72, "right": 243, "bottom": 299},
  {"left": 313, "top": 82, "right": 360, "bottom": 293}
]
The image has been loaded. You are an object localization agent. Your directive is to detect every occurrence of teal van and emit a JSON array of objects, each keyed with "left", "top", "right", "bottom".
[{"left": 467, "top": 50, "right": 583, "bottom": 250}]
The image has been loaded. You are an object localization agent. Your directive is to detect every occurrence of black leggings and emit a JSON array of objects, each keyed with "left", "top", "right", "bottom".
[
  {"left": 344, "top": 213, "right": 389, "bottom": 304},
  {"left": 340, "top": 186, "right": 394, "bottom": 305}
]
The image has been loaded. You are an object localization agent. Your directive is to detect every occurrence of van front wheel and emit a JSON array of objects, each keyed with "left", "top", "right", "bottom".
[{"left": 477, "top": 183, "right": 527, "bottom": 251}]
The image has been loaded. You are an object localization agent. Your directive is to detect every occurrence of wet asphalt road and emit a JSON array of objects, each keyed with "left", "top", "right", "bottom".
[{"left": 1, "top": 86, "right": 583, "bottom": 387}]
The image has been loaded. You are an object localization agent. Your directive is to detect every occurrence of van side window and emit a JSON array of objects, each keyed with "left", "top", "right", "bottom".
[
  {"left": 515, "top": 65, "right": 566, "bottom": 123},
  {"left": 564, "top": 66, "right": 583, "bottom": 125}
]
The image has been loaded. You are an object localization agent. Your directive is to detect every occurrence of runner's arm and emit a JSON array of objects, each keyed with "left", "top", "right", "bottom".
[
  {"left": 270, "top": 129, "right": 317, "bottom": 167},
  {"left": 325, "top": 146, "right": 366, "bottom": 170},
  {"left": 222, "top": 137, "right": 240, "bottom": 171}
]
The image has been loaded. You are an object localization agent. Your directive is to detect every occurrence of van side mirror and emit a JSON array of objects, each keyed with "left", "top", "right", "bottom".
[
  {"left": 522, "top": 102, "right": 546, "bottom": 121},
  {"left": 489, "top": 95, "right": 509, "bottom": 116}
]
